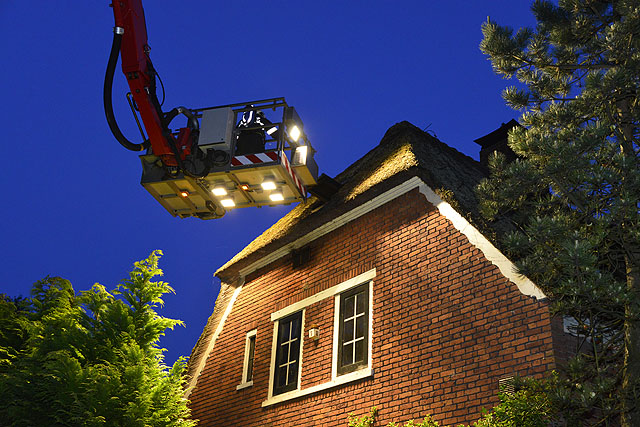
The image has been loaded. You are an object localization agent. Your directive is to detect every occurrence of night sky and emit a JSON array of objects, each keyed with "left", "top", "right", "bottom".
[{"left": 0, "top": 1, "right": 536, "bottom": 366}]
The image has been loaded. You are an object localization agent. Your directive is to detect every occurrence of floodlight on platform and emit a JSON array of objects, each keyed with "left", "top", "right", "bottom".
[
  {"left": 261, "top": 179, "right": 277, "bottom": 191},
  {"left": 289, "top": 125, "right": 301, "bottom": 142},
  {"left": 179, "top": 190, "right": 190, "bottom": 198},
  {"left": 293, "top": 145, "right": 308, "bottom": 165},
  {"left": 284, "top": 106, "right": 304, "bottom": 143},
  {"left": 269, "top": 192, "right": 284, "bottom": 202},
  {"left": 221, "top": 198, "right": 235, "bottom": 208},
  {"left": 212, "top": 186, "right": 227, "bottom": 196}
]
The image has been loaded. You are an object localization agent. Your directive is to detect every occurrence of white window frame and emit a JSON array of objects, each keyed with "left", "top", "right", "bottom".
[
  {"left": 236, "top": 329, "right": 257, "bottom": 390},
  {"left": 266, "top": 310, "right": 305, "bottom": 401},
  {"left": 262, "top": 269, "right": 375, "bottom": 407},
  {"left": 332, "top": 280, "right": 373, "bottom": 381}
]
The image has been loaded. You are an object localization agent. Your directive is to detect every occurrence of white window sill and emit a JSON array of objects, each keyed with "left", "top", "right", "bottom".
[
  {"left": 236, "top": 380, "right": 253, "bottom": 391},
  {"left": 261, "top": 367, "right": 373, "bottom": 407}
]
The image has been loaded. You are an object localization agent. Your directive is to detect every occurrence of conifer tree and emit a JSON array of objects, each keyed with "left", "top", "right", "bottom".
[
  {"left": 0, "top": 251, "right": 196, "bottom": 426},
  {"left": 479, "top": 1, "right": 640, "bottom": 424}
]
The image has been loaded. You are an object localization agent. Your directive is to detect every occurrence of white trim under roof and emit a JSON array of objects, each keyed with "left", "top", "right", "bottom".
[
  {"left": 185, "top": 282, "right": 244, "bottom": 399},
  {"left": 414, "top": 181, "right": 545, "bottom": 299},
  {"left": 236, "top": 178, "right": 423, "bottom": 279},
  {"left": 235, "top": 176, "right": 545, "bottom": 299}
]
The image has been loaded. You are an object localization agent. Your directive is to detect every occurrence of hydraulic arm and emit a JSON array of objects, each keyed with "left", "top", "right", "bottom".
[{"left": 105, "top": 0, "right": 213, "bottom": 177}]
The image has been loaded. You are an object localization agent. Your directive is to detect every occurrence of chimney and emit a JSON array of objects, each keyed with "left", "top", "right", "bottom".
[{"left": 474, "top": 119, "right": 520, "bottom": 169}]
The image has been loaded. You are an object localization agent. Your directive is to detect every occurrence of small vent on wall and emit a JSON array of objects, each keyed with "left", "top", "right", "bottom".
[
  {"left": 292, "top": 246, "right": 311, "bottom": 269},
  {"left": 499, "top": 376, "right": 516, "bottom": 396}
]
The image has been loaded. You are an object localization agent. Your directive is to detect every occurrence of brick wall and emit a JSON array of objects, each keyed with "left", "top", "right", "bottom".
[
  {"left": 187, "top": 282, "right": 238, "bottom": 382},
  {"left": 188, "top": 188, "right": 560, "bottom": 426}
]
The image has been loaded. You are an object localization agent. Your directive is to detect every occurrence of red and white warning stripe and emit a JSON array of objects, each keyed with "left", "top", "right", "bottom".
[
  {"left": 280, "top": 151, "right": 306, "bottom": 198},
  {"left": 231, "top": 151, "right": 279, "bottom": 167}
]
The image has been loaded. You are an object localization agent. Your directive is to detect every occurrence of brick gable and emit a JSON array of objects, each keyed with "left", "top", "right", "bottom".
[{"left": 188, "top": 188, "right": 560, "bottom": 426}]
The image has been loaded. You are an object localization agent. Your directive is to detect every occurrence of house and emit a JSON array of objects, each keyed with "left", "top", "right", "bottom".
[{"left": 185, "top": 121, "right": 575, "bottom": 426}]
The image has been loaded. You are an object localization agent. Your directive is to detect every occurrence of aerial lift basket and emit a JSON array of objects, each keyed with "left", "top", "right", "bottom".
[{"left": 139, "top": 98, "right": 318, "bottom": 219}]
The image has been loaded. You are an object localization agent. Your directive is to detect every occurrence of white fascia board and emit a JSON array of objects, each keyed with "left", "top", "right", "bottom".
[
  {"left": 185, "top": 282, "right": 244, "bottom": 399},
  {"left": 236, "top": 176, "right": 545, "bottom": 299},
  {"left": 238, "top": 178, "right": 426, "bottom": 279},
  {"left": 415, "top": 181, "right": 546, "bottom": 299}
]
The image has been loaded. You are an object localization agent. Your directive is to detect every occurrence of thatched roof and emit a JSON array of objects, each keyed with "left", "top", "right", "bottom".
[{"left": 215, "top": 121, "right": 490, "bottom": 282}]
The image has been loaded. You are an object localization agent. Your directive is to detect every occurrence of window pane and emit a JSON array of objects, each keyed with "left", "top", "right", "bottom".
[
  {"left": 344, "top": 318, "right": 354, "bottom": 341},
  {"left": 356, "top": 314, "right": 366, "bottom": 339},
  {"left": 288, "top": 360, "right": 298, "bottom": 385},
  {"left": 277, "top": 366, "right": 287, "bottom": 387},
  {"left": 342, "top": 342, "right": 354, "bottom": 366},
  {"left": 246, "top": 336, "right": 255, "bottom": 382},
  {"left": 356, "top": 292, "right": 366, "bottom": 314},
  {"left": 290, "top": 337, "right": 300, "bottom": 361},
  {"left": 277, "top": 340, "right": 288, "bottom": 362},
  {"left": 344, "top": 295, "right": 355, "bottom": 318},
  {"left": 281, "top": 321, "right": 290, "bottom": 340},
  {"left": 291, "top": 316, "right": 300, "bottom": 337},
  {"left": 355, "top": 339, "right": 365, "bottom": 363}
]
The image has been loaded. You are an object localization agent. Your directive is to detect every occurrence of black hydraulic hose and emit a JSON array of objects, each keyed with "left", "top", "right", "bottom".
[
  {"left": 162, "top": 107, "right": 210, "bottom": 178},
  {"left": 104, "top": 31, "right": 150, "bottom": 152},
  {"left": 164, "top": 107, "right": 199, "bottom": 132},
  {"left": 179, "top": 107, "right": 199, "bottom": 131},
  {"left": 165, "top": 130, "right": 211, "bottom": 179}
]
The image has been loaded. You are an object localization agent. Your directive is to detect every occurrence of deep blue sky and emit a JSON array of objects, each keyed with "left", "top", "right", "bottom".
[{"left": 0, "top": 1, "right": 536, "bottom": 366}]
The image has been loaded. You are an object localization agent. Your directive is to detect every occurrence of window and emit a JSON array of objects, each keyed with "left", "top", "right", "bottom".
[
  {"left": 246, "top": 334, "right": 256, "bottom": 382},
  {"left": 262, "top": 269, "right": 374, "bottom": 407},
  {"left": 337, "top": 283, "right": 369, "bottom": 375},
  {"left": 237, "top": 329, "right": 257, "bottom": 390},
  {"left": 273, "top": 311, "right": 303, "bottom": 395}
]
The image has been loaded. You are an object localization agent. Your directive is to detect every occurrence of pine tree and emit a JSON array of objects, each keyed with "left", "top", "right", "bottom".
[
  {"left": 0, "top": 251, "right": 196, "bottom": 426},
  {"left": 479, "top": 1, "right": 640, "bottom": 424}
]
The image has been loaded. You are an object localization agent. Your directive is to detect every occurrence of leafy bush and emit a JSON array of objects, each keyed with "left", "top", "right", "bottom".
[{"left": 347, "top": 376, "right": 555, "bottom": 427}]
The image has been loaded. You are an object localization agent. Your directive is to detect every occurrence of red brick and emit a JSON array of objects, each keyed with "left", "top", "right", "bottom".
[{"left": 188, "top": 189, "right": 573, "bottom": 426}]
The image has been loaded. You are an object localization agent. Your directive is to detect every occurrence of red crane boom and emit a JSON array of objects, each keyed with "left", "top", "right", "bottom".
[
  {"left": 103, "top": 1, "right": 319, "bottom": 220},
  {"left": 106, "top": 0, "right": 201, "bottom": 172}
]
